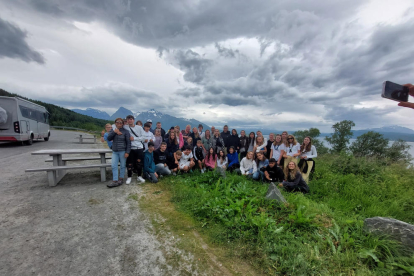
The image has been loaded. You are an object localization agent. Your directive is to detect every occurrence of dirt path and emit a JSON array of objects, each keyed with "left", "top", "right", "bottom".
[{"left": 0, "top": 130, "right": 174, "bottom": 275}]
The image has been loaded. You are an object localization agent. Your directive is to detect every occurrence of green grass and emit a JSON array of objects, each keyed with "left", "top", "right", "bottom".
[{"left": 157, "top": 154, "right": 414, "bottom": 275}]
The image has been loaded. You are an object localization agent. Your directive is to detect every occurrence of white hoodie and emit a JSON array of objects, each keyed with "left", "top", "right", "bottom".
[
  {"left": 123, "top": 125, "right": 146, "bottom": 149},
  {"left": 240, "top": 157, "right": 257, "bottom": 174}
]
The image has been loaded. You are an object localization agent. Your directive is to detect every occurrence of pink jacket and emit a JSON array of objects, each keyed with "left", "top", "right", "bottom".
[
  {"left": 179, "top": 133, "right": 184, "bottom": 149},
  {"left": 204, "top": 155, "right": 217, "bottom": 168}
]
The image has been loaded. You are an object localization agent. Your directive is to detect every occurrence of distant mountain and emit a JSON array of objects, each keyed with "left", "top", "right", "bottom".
[
  {"left": 71, "top": 108, "right": 110, "bottom": 120},
  {"left": 369, "top": 125, "right": 414, "bottom": 134},
  {"left": 134, "top": 109, "right": 210, "bottom": 130},
  {"left": 72, "top": 107, "right": 211, "bottom": 130},
  {"left": 110, "top": 107, "right": 134, "bottom": 120}
]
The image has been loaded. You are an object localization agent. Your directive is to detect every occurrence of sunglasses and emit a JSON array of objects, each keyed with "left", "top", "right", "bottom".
[{"left": 115, "top": 121, "right": 123, "bottom": 124}]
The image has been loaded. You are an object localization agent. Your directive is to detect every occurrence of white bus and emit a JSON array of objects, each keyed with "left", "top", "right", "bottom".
[{"left": 0, "top": 97, "right": 50, "bottom": 145}]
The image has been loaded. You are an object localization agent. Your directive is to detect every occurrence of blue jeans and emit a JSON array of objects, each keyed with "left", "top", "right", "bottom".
[
  {"left": 112, "top": 151, "right": 126, "bottom": 181},
  {"left": 253, "top": 171, "right": 264, "bottom": 181}
]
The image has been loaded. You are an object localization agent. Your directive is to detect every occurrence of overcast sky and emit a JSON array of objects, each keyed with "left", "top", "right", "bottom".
[{"left": 0, "top": 0, "right": 413, "bottom": 132}]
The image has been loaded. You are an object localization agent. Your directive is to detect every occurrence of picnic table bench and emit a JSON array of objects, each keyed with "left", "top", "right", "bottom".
[
  {"left": 75, "top": 134, "right": 97, "bottom": 144},
  {"left": 25, "top": 149, "right": 112, "bottom": 187}
]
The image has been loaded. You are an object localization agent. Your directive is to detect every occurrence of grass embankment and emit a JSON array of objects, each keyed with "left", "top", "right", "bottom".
[{"left": 139, "top": 154, "right": 414, "bottom": 275}]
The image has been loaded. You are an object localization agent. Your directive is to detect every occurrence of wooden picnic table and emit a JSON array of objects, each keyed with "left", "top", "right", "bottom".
[{"left": 28, "top": 149, "right": 112, "bottom": 186}]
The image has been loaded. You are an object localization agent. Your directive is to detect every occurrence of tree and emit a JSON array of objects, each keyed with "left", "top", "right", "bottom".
[
  {"left": 293, "top": 127, "right": 328, "bottom": 155},
  {"left": 325, "top": 120, "right": 355, "bottom": 153},
  {"left": 350, "top": 131, "right": 389, "bottom": 158},
  {"left": 384, "top": 139, "right": 412, "bottom": 163}
]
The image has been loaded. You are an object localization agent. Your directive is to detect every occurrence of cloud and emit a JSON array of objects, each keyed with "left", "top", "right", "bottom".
[{"left": 0, "top": 17, "right": 45, "bottom": 63}]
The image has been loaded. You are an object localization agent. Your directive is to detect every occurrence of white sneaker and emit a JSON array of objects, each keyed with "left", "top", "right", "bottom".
[
  {"left": 137, "top": 176, "right": 145, "bottom": 183},
  {"left": 201, "top": 169, "right": 205, "bottom": 174},
  {"left": 125, "top": 177, "right": 132, "bottom": 185}
]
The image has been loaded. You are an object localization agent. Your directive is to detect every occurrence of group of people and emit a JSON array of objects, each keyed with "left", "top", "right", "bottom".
[{"left": 101, "top": 115, "right": 315, "bottom": 194}]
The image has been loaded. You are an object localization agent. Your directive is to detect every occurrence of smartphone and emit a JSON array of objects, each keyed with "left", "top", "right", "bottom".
[{"left": 382, "top": 81, "right": 409, "bottom": 102}]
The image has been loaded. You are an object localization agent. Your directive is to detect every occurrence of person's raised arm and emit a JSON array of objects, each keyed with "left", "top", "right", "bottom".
[{"left": 398, "top": 84, "right": 414, "bottom": 109}]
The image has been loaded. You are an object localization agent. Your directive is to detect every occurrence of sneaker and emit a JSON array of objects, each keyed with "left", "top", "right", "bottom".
[
  {"left": 125, "top": 177, "right": 132, "bottom": 185},
  {"left": 137, "top": 176, "right": 145, "bottom": 183},
  {"left": 160, "top": 175, "right": 164, "bottom": 178},
  {"left": 201, "top": 169, "right": 205, "bottom": 174},
  {"left": 172, "top": 172, "right": 177, "bottom": 176},
  {"left": 107, "top": 181, "right": 120, "bottom": 188}
]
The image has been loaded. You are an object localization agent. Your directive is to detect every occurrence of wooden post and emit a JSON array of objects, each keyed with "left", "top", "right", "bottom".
[{"left": 100, "top": 153, "right": 106, "bottom": 182}]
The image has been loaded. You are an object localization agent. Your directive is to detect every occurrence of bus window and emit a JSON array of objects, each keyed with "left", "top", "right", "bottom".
[
  {"left": 19, "top": 106, "right": 30, "bottom": 119},
  {"left": 36, "top": 111, "right": 44, "bottom": 122}
]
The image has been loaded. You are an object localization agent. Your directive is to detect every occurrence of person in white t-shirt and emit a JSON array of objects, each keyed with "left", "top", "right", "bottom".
[
  {"left": 142, "top": 122, "right": 155, "bottom": 151},
  {"left": 179, "top": 145, "right": 195, "bottom": 172},
  {"left": 298, "top": 136, "right": 318, "bottom": 174},
  {"left": 270, "top": 134, "right": 285, "bottom": 167},
  {"left": 198, "top": 124, "right": 205, "bottom": 139},
  {"left": 282, "top": 134, "right": 301, "bottom": 168}
]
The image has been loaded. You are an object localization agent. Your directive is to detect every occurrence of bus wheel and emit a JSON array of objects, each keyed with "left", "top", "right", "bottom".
[
  {"left": 44, "top": 133, "right": 50, "bottom": 141},
  {"left": 25, "top": 135, "right": 33, "bottom": 145}
]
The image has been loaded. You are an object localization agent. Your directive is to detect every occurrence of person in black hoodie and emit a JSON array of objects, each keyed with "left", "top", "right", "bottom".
[
  {"left": 263, "top": 158, "right": 284, "bottom": 183},
  {"left": 220, "top": 125, "right": 231, "bottom": 148},
  {"left": 239, "top": 130, "right": 248, "bottom": 161},
  {"left": 154, "top": 142, "right": 171, "bottom": 176},
  {"left": 193, "top": 140, "right": 205, "bottom": 172},
  {"left": 227, "top": 129, "right": 240, "bottom": 153},
  {"left": 265, "top": 133, "right": 275, "bottom": 159}
]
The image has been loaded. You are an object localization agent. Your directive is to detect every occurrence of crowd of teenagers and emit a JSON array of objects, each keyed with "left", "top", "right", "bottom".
[{"left": 101, "top": 115, "right": 316, "bottom": 193}]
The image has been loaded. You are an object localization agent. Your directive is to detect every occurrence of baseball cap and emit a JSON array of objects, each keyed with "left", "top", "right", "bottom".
[{"left": 146, "top": 119, "right": 152, "bottom": 123}]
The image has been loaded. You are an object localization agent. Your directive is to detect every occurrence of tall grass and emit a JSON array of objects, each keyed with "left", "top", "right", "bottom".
[{"left": 160, "top": 155, "right": 414, "bottom": 275}]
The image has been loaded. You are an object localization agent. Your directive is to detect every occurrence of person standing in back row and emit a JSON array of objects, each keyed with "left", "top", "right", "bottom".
[
  {"left": 124, "top": 115, "right": 146, "bottom": 184},
  {"left": 152, "top": 122, "right": 166, "bottom": 141},
  {"left": 221, "top": 125, "right": 231, "bottom": 149}
]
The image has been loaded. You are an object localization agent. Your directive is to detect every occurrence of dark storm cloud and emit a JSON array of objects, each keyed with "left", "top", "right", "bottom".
[
  {"left": 175, "top": 87, "right": 201, "bottom": 97},
  {"left": 196, "top": 94, "right": 258, "bottom": 106},
  {"left": 0, "top": 17, "right": 45, "bottom": 63},
  {"left": 170, "top": 50, "right": 212, "bottom": 83},
  {"left": 215, "top": 43, "right": 239, "bottom": 58}
]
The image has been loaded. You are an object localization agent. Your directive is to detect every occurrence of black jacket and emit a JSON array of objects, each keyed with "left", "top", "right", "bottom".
[
  {"left": 220, "top": 131, "right": 231, "bottom": 147},
  {"left": 154, "top": 148, "right": 168, "bottom": 165},
  {"left": 107, "top": 128, "right": 131, "bottom": 153},
  {"left": 282, "top": 172, "right": 309, "bottom": 193},
  {"left": 227, "top": 134, "right": 240, "bottom": 151},
  {"left": 265, "top": 140, "right": 273, "bottom": 159},
  {"left": 264, "top": 165, "right": 284, "bottom": 182},
  {"left": 193, "top": 146, "right": 204, "bottom": 161},
  {"left": 239, "top": 136, "right": 248, "bottom": 153}
]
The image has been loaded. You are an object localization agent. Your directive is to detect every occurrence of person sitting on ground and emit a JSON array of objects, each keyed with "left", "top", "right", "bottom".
[
  {"left": 270, "top": 134, "right": 285, "bottom": 167},
  {"left": 253, "top": 152, "right": 269, "bottom": 181},
  {"left": 282, "top": 134, "right": 300, "bottom": 168},
  {"left": 298, "top": 136, "right": 317, "bottom": 175},
  {"left": 203, "top": 147, "right": 217, "bottom": 171},
  {"left": 278, "top": 161, "right": 310, "bottom": 193},
  {"left": 179, "top": 145, "right": 195, "bottom": 173},
  {"left": 398, "top": 84, "right": 414, "bottom": 109},
  {"left": 170, "top": 150, "right": 181, "bottom": 175},
  {"left": 101, "top": 123, "right": 113, "bottom": 149},
  {"left": 144, "top": 142, "right": 158, "bottom": 183},
  {"left": 239, "top": 130, "right": 248, "bottom": 161},
  {"left": 143, "top": 122, "right": 155, "bottom": 151},
  {"left": 264, "top": 158, "right": 285, "bottom": 183},
  {"left": 239, "top": 151, "right": 257, "bottom": 178},
  {"left": 154, "top": 142, "right": 171, "bottom": 176},
  {"left": 190, "top": 127, "right": 201, "bottom": 147},
  {"left": 227, "top": 146, "right": 240, "bottom": 173},
  {"left": 107, "top": 118, "right": 131, "bottom": 188},
  {"left": 193, "top": 140, "right": 205, "bottom": 173},
  {"left": 124, "top": 115, "right": 146, "bottom": 185},
  {"left": 153, "top": 129, "right": 163, "bottom": 151},
  {"left": 216, "top": 149, "right": 228, "bottom": 174}
]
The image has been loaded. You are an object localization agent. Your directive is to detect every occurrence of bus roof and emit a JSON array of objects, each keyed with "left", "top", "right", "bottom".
[{"left": 0, "top": 96, "right": 49, "bottom": 113}]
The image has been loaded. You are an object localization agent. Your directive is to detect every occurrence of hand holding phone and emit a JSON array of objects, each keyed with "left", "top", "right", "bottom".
[
  {"left": 398, "top": 84, "right": 414, "bottom": 109},
  {"left": 382, "top": 81, "right": 409, "bottom": 102}
]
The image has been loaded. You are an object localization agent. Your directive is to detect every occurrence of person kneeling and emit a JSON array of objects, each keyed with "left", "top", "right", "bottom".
[
  {"left": 154, "top": 142, "right": 171, "bottom": 177},
  {"left": 253, "top": 152, "right": 269, "bottom": 181},
  {"left": 144, "top": 142, "right": 159, "bottom": 183},
  {"left": 278, "top": 161, "right": 309, "bottom": 193},
  {"left": 203, "top": 147, "right": 217, "bottom": 171},
  {"left": 179, "top": 145, "right": 195, "bottom": 173},
  {"left": 239, "top": 151, "right": 257, "bottom": 178},
  {"left": 264, "top": 158, "right": 284, "bottom": 183}
]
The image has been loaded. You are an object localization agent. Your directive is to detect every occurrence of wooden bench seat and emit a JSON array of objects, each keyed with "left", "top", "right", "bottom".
[{"left": 26, "top": 164, "right": 112, "bottom": 186}]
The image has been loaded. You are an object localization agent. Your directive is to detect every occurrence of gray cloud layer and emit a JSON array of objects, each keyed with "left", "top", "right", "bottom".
[{"left": 0, "top": 17, "right": 45, "bottom": 63}]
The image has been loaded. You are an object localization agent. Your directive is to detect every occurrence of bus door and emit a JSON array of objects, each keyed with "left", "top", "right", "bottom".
[{"left": 20, "top": 120, "right": 29, "bottom": 139}]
